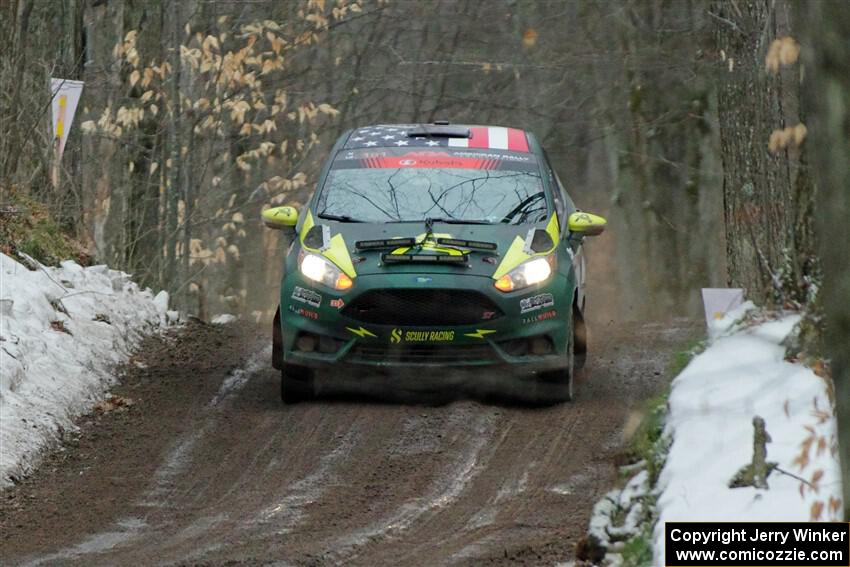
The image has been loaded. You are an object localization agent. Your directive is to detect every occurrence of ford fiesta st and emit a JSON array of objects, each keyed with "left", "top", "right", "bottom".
[{"left": 263, "top": 122, "right": 606, "bottom": 403}]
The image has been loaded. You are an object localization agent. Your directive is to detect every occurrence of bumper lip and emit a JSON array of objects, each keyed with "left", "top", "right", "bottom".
[{"left": 286, "top": 336, "right": 567, "bottom": 370}]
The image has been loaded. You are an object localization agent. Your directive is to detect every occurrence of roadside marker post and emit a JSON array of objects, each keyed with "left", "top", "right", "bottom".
[
  {"left": 700, "top": 288, "right": 744, "bottom": 328},
  {"left": 50, "top": 78, "right": 84, "bottom": 189}
]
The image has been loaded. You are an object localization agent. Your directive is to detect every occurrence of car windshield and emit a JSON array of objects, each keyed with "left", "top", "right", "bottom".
[{"left": 315, "top": 149, "right": 548, "bottom": 224}]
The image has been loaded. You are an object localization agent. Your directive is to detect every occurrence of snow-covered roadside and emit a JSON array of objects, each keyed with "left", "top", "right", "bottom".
[
  {"left": 652, "top": 305, "right": 843, "bottom": 564},
  {"left": 573, "top": 305, "right": 843, "bottom": 567},
  {"left": 0, "top": 253, "right": 173, "bottom": 487}
]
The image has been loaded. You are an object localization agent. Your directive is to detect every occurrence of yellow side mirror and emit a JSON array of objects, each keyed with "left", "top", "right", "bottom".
[
  {"left": 568, "top": 211, "right": 607, "bottom": 236},
  {"left": 262, "top": 206, "right": 299, "bottom": 230}
]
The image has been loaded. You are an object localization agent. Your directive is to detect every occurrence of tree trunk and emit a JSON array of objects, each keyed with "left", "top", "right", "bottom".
[
  {"left": 164, "top": 0, "right": 182, "bottom": 292},
  {"left": 713, "top": 0, "right": 816, "bottom": 306},
  {"left": 798, "top": 0, "right": 850, "bottom": 521}
]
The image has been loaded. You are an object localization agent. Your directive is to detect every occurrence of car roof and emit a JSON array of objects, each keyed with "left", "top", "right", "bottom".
[{"left": 343, "top": 123, "right": 532, "bottom": 153}]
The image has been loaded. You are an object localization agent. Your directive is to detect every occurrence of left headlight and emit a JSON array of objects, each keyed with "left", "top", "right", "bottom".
[
  {"left": 299, "top": 252, "right": 353, "bottom": 290},
  {"left": 494, "top": 255, "right": 554, "bottom": 292}
]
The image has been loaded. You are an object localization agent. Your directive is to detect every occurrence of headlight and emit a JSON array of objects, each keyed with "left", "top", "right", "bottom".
[
  {"left": 494, "top": 256, "right": 554, "bottom": 292},
  {"left": 299, "top": 252, "right": 353, "bottom": 290}
]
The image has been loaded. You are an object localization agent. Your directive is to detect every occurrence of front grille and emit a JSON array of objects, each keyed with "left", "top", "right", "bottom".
[
  {"left": 348, "top": 343, "right": 498, "bottom": 365},
  {"left": 342, "top": 288, "right": 503, "bottom": 326}
]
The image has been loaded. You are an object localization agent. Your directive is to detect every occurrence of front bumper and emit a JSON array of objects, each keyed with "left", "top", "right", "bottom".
[{"left": 280, "top": 272, "right": 573, "bottom": 370}]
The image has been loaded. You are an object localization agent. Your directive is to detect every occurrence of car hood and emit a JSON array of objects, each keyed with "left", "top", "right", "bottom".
[{"left": 316, "top": 217, "right": 558, "bottom": 279}]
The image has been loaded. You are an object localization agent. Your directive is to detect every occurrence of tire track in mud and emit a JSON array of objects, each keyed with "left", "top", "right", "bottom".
[
  {"left": 0, "top": 319, "right": 700, "bottom": 566},
  {"left": 13, "top": 346, "right": 271, "bottom": 566},
  {"left": 322, "top": 410, "right": 499, "bottom": 564}
]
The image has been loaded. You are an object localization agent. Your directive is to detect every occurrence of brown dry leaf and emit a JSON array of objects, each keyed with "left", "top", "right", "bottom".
[
  {"left": 817, "top": 436, "right": 828, "bottom": 456},
  {"left": 810, "top": 469, "right": 824, "bottom": 492},
  {"left": 522, "top": 28, "right": 538, "bottom": 48},
  {"left": 94, "top": 395, "right": 134, "bottom": 414},
  {"left": 778, "top": 36, "right": 800, "bottom": 66},
  {"left": 50, "top": 320, "right": 72, "bottom": 335},
  {"left": 829, "top": 497, "right": 842, "bottom": 516},
  {"left": 792, "top": 123, "right": 807, "bottom": 146},
  {"left": 768, "top": 128, "right": 791, "bottom": 153},
  {"left": 810, "top": 500, "right": 823, "bottom": 521},
  {"left": 783, "top": 399, "right": 790, "bottom": 418},
  {"left": 765, "top": 39, "right": 782, "bottom": 73},
  {"left": 766, "top": 37, "right": 800, "bottom": 73}
]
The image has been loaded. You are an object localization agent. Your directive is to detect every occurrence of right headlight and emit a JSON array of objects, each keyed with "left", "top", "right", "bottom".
[
  {"left": 494, "top": 255, "right": 554, "bottom": 292},
  {"left": 299, "top": 252, "right": 353, "bottom": 290}
]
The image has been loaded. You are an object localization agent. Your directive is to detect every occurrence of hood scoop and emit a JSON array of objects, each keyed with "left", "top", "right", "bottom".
[
  {"left": 524, "top": 228, "right": 554, "bottom": 254},
  {"left": 304, "top": 224, "right": 332, "bottom": 251}
]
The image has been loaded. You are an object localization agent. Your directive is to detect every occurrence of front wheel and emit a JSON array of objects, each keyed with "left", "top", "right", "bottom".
[
  {"left": 281, "top": 363, "right": 315, "bottom": 404},
  {"left": 536, "top": 313, "right": 575, "bottom": 403}
]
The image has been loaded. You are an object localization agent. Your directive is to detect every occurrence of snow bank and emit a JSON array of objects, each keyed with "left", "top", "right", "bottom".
[
  {"left": 0, "top": 253, "right": 170, "bottom": 487},
  {"left": 653, "top": 310, "right": 843, "bottom": 564}
]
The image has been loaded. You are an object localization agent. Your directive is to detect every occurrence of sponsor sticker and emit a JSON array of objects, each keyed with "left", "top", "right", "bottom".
[
  {"left": 390, "top": 328, "right": 455, "bottom": 343},
  {"left": 522, "top": 309, "right": 557, "bottom": 324},
  {"left": 464, "top": 329, "right": 497, "bottom": 339},
  {"left": 288, "top": 304, "right": 319, "bottom": 320},
  {"left": 347, "top": 326, "right": 377, "bottom": 338},
  {"left": 330, "top": 298, "right": 345, "bottom": 309},
  {"left": 519, "top": 293, "right": 554, "bottom": 314},
  {"left": 415, "top": 276, "right": 433, "bottom": 284},
  {"left": 292, "top": 286, "right": 322, "bottom": 308}
]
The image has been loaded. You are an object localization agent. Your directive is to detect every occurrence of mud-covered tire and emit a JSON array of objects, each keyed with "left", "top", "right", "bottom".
[
  {"left": 281, "top": 363, "right": 315, "bottom": 404},
  {"left": 272, "top": 308, "right": 283, "bottom": 370},
  {"left": 573, "top": 303, "right": 587, "bottom": 371},
  {"left": 537, "top": 312, "right": 575, "bottom": 403}
]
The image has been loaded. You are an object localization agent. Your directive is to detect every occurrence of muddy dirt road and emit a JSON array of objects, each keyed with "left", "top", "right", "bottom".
[{"left": 0, "top": 319, "right": 698, "bottom": 566}]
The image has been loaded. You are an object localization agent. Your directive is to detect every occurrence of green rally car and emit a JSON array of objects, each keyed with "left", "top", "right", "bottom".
[{"left": 263, "top": 123, "right": 606, "bottom": 403}]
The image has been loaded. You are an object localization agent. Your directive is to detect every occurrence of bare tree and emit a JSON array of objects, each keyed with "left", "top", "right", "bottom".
[
  {"left": 713, "top": 0, "right": 817, "bottom": 307},
  {"left": 798, "top": 0, "right": 850, "bottom": 521}
]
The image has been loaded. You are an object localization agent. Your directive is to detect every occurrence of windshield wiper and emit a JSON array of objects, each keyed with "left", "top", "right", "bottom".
[
  {"left": 385, "top": 218, "right": 492, "bottom": 225},
  {"left": 429, "top": 217, "right": 492, "bottom": 225},
  {"left": 318, "top": 212, "right": 365, "bottom": 223}
]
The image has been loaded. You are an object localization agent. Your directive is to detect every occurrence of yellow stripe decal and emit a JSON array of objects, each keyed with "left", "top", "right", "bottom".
[
  {"left": 324, "top": 233, "right": 357, "bottom": 278},
  {"left": 300, "top": 210, "right": 357, "bottom": 278},
  {"left": 492, "top": 236, "right": 531, "bottom": 280},
  {"left": 545, "top": 211, "right": 560, "bottom": 247},
  {"left": 491, "top": 213, "right": 559, "bottom": 280},
  {"left": 300, "top": 210, "right": 317, "bottom": 251}
]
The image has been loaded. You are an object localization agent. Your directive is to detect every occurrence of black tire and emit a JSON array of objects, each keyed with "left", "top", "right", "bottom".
[
  {"left": 281, "top": 363, "right": 315, "bottom": 404},
  {"left": 272, "top": 308, "right": 283, "bottom": 370},
  {"left": 537, "top": 312, "right": 575, "bottom": 403},
  {"left": 573, "top": 303, "right": 587, "bottom": 370}
]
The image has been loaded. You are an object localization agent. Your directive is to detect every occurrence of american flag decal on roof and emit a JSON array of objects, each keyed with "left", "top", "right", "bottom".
[{"left": 344, "top": 125, "right": 531, "bottom": 153}]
